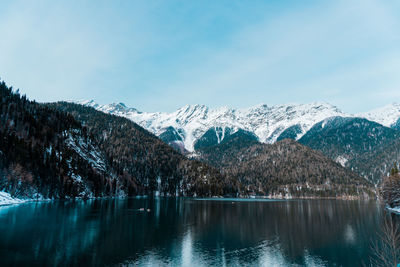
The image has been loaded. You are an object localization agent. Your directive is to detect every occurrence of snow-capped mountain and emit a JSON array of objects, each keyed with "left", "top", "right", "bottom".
[
  {"left": 78, "top": 101, "right": 349, "bottom": 152},
  {"left": 357, "top": 103, "right": 400, "bottom": 127},
  {"left": 80, "top": 100, "right": 140, "bottom": 114},
  {"left": 78, "top": 100, "right": 400, "bottom": 152}
]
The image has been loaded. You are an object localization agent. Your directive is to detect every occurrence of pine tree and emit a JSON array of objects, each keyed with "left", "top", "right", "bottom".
[{"left": 391, "top": 162, "right": 399, "bottom": 176}]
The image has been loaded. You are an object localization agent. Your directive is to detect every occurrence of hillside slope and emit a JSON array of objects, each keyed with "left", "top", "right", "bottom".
[
  {"left": 0, "top": 81, "right": 238, "bottom": 199},
  {"left": 298, "top": 116, "right": 400, "bottom": 183},
  {"left": 0, "top": 81, "right": 111, "bottom": 199},
  {"left": 49, "top": 102, "right": 238, "bottom": 197},
  {"left": 197, "top": 137, "right": 374, "bottom": 198}
]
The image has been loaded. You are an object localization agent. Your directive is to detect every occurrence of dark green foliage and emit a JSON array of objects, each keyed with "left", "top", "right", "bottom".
[
  {"left": 194, "top": 127, "right": 257, "bottom": 151},
  {"left": 159, "top": 127, "right": 187, "bottom": 154},
  {"left": 393, "top": 118, "right": 400, "bottom": 131},
  {"left": 195, "top": 130, "right": 259, "bottom": 169},
  {"left": 299, "top": 117, "right": 400, "bottom": 160},
  {"left": 159, "top": 126, "right": 183, "bottom": 143},
  {"left": 276, "top": 124, "right": 302, "bottom": 141},
  {"left": 198, "top": 138, "right": 374, "bottom": 198},
  {"left": 299, "top": 116, "right": 400, "bottom": 183},
  {"left": 221, "top": 129, "right": 258, "bottom": 144},
  {"left": 194, "top": 127, "right": 231, "bottom": 150}
]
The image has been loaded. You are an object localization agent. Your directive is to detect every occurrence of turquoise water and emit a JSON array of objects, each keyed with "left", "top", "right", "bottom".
[{"left": 0, "top": 198, "right": 384, "bottom": 266}]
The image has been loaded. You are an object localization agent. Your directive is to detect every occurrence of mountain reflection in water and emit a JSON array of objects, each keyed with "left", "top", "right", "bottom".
[{"left": 0, "top": 198, "right": 383, "bottom": 266}]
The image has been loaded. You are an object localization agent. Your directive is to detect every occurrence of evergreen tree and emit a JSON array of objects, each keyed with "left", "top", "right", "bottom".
[{"left": 391, "top": 162, "right": 399, "bottom": 176}]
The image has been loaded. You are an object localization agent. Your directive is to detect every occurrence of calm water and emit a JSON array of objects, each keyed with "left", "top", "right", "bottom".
[{"left": 0, "top": 198, "right": 385, "bottom": 266}]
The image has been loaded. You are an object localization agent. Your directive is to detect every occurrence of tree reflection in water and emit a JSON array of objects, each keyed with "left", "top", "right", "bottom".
[{"left": 0, "top": 198, "right": 384, "bottom": 266}]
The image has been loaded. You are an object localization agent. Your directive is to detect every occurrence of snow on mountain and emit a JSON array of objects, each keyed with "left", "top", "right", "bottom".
[
  {"left": 239, "top": 103, "right": 347, "bottom": 143},
  {"left": 77, "top": 100, "right": 400, "bottom": 152},
  {"left": 357, "top": 103, "right": 400, "bottom": 127},
  {"left": 80, "top": 100, "right": 140, "bottom": 114},
  {"left": 65, "top": 130, "right": 107, "bottom": 173},
  {"left": 78, "top": 101, "right": 348, "bottom": 152}
]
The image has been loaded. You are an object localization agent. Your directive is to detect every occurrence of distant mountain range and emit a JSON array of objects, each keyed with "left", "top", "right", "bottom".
[
  {"left": 79, "top": 100, "right": 400, "bottom": 184},
  {"left": 79, "top": 100, "right": 400, "bottom": 153}
]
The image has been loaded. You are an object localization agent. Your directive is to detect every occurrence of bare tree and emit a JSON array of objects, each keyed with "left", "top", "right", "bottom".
[{"left": 368, "top": 214, "right": 400, "bottom": 267}]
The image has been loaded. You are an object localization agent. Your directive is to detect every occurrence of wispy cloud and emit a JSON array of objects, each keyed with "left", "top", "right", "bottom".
[{"left": 158, "top": 0, "right": 400, "bottom": 113}]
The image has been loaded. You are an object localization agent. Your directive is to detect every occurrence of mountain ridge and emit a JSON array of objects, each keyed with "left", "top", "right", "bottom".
[
  {"left": 78, "top": 100, "right": 350, "bottom": 152},
  {"left": 78, "top": 100, "right": 400, "bottom": 153}
]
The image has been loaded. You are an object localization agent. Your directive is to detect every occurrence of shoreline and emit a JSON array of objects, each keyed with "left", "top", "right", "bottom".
[
  {"left": 0, "top": 191, "right": 30, "bottom": 207},
  {"left": 0, "top": 192, "right": 378, "bottom": 207}
]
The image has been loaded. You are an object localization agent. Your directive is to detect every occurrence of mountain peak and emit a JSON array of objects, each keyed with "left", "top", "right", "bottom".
[
  {"left": 178, "top": 104, "right": 208, "bottom": 111},
  {"left": 249, "top": 103, "right": 269, "bottom": 110},
  {"left": 79, "top": 100, "right": 140, "bottom": 114},
  {"left": 107, "top": 102, "right": 130, "bottom": 111},
  {"left": 115, "top": 102, "right": 127, "bottom": 108},
  {"left": 175, "top": 104, "right": 209, "bottom": 118},
  {"left": 357, "top": 103, "right": 400, "bottom": 127},
  {"left": 79, "top": 99, "right": 98, "bottom": 107}
]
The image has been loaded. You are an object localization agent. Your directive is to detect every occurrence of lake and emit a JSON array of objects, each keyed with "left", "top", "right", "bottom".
[{"left": 0, "top": 198, "right": 386, "bottom": 266}]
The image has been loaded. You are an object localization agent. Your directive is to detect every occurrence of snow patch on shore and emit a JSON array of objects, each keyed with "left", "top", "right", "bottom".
[
  {"left": 0, "top": 191, "right": 26, "bottom": 206},
  {"left": 387, "top": 206, "right": 400, "bottom": 214}
]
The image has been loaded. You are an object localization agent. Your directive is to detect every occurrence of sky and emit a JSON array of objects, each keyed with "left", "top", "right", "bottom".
[{"left": 0, "top": 0, "right": 399, "bottom": 113}]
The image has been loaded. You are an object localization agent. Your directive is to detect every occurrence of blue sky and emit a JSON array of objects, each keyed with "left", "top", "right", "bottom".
[{"left": 0, "top": 0, "right": 399, "bottom": 113}]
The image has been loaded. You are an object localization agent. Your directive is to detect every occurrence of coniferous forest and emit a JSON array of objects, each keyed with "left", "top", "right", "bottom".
[
  {"left": 0, "top": 81, "right": 237, "bottom": 199},
  {"left": 196, "top": 132, "right": 375, "bottom": 198}
]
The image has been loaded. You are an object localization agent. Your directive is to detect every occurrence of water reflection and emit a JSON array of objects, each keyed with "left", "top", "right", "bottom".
[
  {"left": 0, "top": 198, "right": 383, "bottom": 266},
  {"left": 181, "top": 230, "right": 192, "bottom": 267}
]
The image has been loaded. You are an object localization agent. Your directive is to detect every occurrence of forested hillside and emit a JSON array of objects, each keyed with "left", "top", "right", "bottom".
[
  {"left": 0, "top": 81, "right": 107, "bottom": 199},
  {"left": 0, "top": 81, "right": 237, "bottom": 199},
  {"left": 196, "top": 136, "right": 374, "bottom": 198},
  {"left": 298, "top": 116, "right": 400, "bottom": 183},
  {"left": 48, "top": 102, "right": 238, "bottom": 197},
  {"left": 381, "top": 164, "right": 400, "bottom": 208}
]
